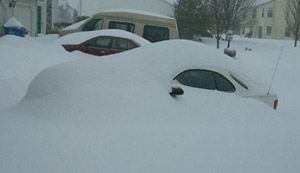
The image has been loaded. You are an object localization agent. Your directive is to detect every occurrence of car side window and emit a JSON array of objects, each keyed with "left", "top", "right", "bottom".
[
  {"left": 175, "top": 70, "right": 216, "bottom": 90},
  {"left": 212, "top": 72, "right": 236, "bottom": 92},
  {"left": 82, "top": 19, "right": 104, "bottom": 31},
  {"left": 83, "top": 37, "right": 112, "bottom": 49},
  {"left": 143, "top": 25, "right": 169, "bottom": 43},
  {"left": 108, "top": 21, "right": 135, "bottom": 33},
  {"left": 111, "top": 38, "right": 133, "bottom": 51}
]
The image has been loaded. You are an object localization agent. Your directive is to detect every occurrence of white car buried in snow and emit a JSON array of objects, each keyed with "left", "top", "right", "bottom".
[{"left": 171, "top": 67, "right": 278, "bottom": 110}]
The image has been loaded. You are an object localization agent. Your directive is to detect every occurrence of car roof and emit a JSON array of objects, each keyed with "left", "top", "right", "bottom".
[{"left": 58, "top": 29, "right": 151, "bottom": 46}]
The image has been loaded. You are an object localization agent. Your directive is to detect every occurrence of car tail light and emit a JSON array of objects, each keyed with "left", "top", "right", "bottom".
[{"left": 274, "top": 100, "right": 278, "bottom": 110}]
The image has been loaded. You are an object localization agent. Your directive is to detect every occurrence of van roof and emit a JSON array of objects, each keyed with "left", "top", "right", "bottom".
[{"left": 93, "top": 9, "right": 177, "bottom": 27}]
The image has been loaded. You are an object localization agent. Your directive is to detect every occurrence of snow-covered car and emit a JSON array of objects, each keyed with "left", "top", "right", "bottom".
[
  {"left": 172, "top": 68, "right": 278, "bottom": 110},
  {"left": 60, "top": 29, "right": 150, "bottom": 56},
  {"left": 26, "top": 39, "right": 277, "bottom": 110}
]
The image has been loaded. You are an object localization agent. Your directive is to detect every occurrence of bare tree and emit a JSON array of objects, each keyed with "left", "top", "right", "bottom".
[
  {"left": 58, "top": 3, "right": 73, "bottom": 23},
  {"left": 210, "top": 0, "right": 224, "bottom": 49},
  {"left": 174, "top": 0, "right": 211, "bottom": 39},
  {"left": 285, "top": 0, "right": 300, "bottom": 47},
  {"left": 209, "top": 0, "right": 256, "bottom": 49},
  {"left": 222, "top": 0, "right": 256, "bottom": 31}
]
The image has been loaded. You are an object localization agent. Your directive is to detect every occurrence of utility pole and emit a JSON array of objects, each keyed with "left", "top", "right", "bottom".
[{"left": 9, "top": 0, "right": 17, "bottom": 16}]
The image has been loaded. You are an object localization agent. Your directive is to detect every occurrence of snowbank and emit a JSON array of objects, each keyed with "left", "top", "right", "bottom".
[{"left": 0, "top": 34, "right": 299, "bottom": 173}]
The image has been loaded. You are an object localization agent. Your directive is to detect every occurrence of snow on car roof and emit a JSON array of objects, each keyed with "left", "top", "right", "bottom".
[{"left": 58, "top": 29, "right": 151, "bottom": 46}]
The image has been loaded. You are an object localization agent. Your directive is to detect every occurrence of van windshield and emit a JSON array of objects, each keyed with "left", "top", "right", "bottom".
[{"left": 82, "top": 19, "right": 104, "bottom": 31}]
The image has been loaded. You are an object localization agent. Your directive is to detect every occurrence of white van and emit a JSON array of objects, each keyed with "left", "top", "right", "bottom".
[{"left": 59, "top": 9, "right": 179, "bottom": 43}]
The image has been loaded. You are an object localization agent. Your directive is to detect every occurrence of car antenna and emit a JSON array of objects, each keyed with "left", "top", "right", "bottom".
[{"left": 267, "top": 45, "right": 284, "bottom": 95}]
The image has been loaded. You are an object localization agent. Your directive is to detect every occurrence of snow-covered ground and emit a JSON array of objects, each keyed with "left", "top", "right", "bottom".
[{"left": 0, "top": 34, "right": 299, "bottom": 173}]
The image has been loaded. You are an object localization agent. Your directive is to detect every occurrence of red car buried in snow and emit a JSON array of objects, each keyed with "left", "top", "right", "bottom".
[{"left": 61, "top": 29, "right": 151, "bottom": 56}]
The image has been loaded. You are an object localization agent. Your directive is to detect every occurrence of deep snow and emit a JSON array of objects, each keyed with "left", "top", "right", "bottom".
[{"left": 0, "top": 34, "right": 299, "bottom": 173}]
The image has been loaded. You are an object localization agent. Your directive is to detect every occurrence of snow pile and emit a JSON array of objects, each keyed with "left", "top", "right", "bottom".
[
  {"left": 0, "top": 34, "right": 299, "bottom": 173},
  {"left": 3, "top": 17, "right": 25, "bottom": 28}
]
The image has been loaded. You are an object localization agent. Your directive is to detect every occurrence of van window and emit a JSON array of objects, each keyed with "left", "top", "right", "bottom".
[
  {"left": 108, "top": 21, "right": 135, "bottom": 33},
  {"left": 82, "top": 19, "right": 104, "bottom": 31},
  {"left": 143, "top": 25, "right": 169, "bottom": 42}
]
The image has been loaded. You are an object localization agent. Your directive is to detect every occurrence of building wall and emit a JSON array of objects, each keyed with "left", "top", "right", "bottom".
[
  {"left": 0, "top": 0, "right": 47, "bottom": 36},
  {"left": 79, "top": 0, "right": 174, "bottom": 17},
  {"left": 241, "top": 0, "right": 291, "bottom": 40}
]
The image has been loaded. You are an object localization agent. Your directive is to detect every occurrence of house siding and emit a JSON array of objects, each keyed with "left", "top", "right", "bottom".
[{"left": 241, "top": 0, "right": 291, "bottom": 40}]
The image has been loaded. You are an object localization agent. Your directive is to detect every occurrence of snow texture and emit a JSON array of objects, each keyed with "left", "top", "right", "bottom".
[
  {"left": 0, "top": 33, "right": 299, "bottom": 173},
  {"left": 3, "top": 17, "right": 25, "bottom": 28}
]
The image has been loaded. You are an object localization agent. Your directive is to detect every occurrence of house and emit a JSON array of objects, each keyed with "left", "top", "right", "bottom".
[
  {"left": 241, "top": 0, "right": 291, "bottom": 40},
  {"left": 0, "top": 0, "right": 52, "bottom": 36},
  {"left": 78, "top": 0, "right": 175, "bottom": 17}
]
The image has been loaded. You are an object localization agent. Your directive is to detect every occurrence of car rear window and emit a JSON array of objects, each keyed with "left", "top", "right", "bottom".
[{"left": 230, "top": 75, "right": 249, "bottom": 90}]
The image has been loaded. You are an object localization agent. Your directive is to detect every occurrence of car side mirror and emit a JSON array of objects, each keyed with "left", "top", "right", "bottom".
[{"left": 169, "top": 87, "right": 184, "bottom": 97}]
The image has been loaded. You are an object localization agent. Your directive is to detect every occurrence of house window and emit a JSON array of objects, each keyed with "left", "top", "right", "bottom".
[
  {"left": 285, "top": 27, "right": 290, "bottom": 37},
  {"left": 267, "top": 8, "right": 273, "bottom": 17},
  {"left": 252, "top": 9, "right": 257, "bottom": 19},
  {"left": 266, "top": 26, "right": 272, "bottom": 36},
  {"left": 242, "top": 26, "right": 245, "bottom": 35},
  {"left": 262, "top": 8, "right": 264, "bottom": 17},
  {"left": 37, "top": 6, "right": 42, "bottom": 33}
]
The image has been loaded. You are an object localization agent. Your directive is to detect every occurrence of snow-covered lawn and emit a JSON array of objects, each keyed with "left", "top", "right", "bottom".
[{"left": 0, "top": 34, "right": 299, "bottom": 173}]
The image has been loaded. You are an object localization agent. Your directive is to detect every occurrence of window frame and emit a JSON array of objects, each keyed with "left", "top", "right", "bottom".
[
  {"left": 143, "top": 25, "right": 170, "bottom": 43},
  {"left": 108, "top": 21, "right": 135, "bottom": 33},
  {"left": 110, "top": 37, "right": 134, "bottom": 51},
  {"left": 266, "top": 26, "right": 272, "bottom": 36},
  {"left": 267, "top": 8, "right": 273, "bottom": 18},
  {"left": 82, "top": 36, "right": 113, "bottom": 49},
  {"left": 82, "top": 18, "right": 104, "bottom": 31}
]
